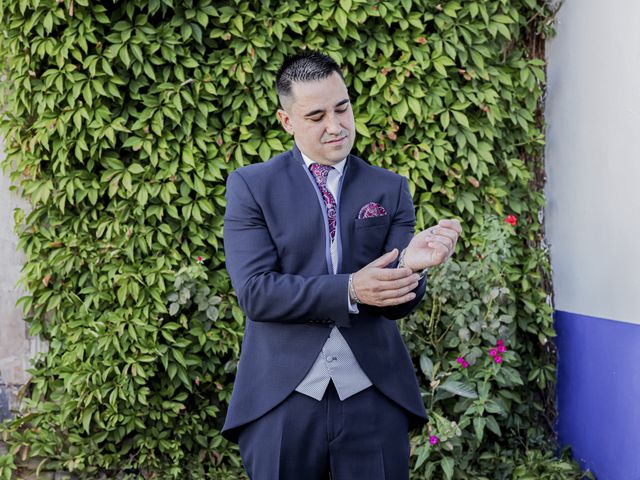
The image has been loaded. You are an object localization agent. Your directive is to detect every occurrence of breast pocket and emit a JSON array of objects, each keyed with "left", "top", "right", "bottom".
[
  {"left": 354, "top": 215, "right": 390, "bottom": 229},
  {"left": 352, "top": 215, "right": 390, "bottom": 261}
]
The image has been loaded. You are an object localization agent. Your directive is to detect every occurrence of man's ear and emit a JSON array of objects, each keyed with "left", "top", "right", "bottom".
[{"left": 277, "top": 108, "right": 294, "bottom": 135}]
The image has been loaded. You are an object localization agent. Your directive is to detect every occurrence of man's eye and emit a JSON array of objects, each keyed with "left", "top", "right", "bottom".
[
  {"left": 336, "top": 108, "right": 348, "bottom": 114},
  {"left": 309, "top": 116, "right": 323, "bottom": 122}
]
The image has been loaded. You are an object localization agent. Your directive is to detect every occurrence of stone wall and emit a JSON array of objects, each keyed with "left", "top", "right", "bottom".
[{"left": 0, "top": 151, "right": 44, "bottom": 420}]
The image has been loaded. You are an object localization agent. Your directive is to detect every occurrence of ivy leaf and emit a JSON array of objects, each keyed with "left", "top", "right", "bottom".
[
  {"left": 355, "top": 119, "right": 370, "bottom": 138},
  {"left": 128, "top": 163, "right": 145, "bottom": 174},
  {"left": 452, "top": 110, "right": 469, "bottom": 128},
  {"left": 118, "top": 46, "right": 131, "bottom": 68},
  {"left": 408, "top": 97, "right": 422, "bottom": 117},
  {"left": 392, "top": 99, "right": 409, "bottom": 122},
  {"left": 82, "top": 407, "right": 94, "bottom": 434},
  {"left": 339, "top": 0, "right": 352, "bottom": 11},
  {"left": 173, "top": 349, "right": 188, "bottom": 368},
  {"left": 334, "top": 8, "right": 348, "bottom": 30},
  {"left": 441, "top": 111, "right": 450, "bottom": 129}
]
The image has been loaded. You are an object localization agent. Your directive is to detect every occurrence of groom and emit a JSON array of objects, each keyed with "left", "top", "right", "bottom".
[{"left": 222, "top": 51, "right": 461, "bottom": 479}]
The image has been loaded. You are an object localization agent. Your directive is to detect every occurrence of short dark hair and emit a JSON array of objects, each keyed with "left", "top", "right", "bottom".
[{"left": 275, "top": 51, "right": 343, "bottom": 104}]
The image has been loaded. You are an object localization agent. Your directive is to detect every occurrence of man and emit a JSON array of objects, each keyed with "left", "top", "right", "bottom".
[{"left": 222, "top": 52, "right": 461, "bottom": 479}]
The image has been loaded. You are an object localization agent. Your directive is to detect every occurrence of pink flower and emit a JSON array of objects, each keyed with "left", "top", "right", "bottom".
[
  {"left": 505, "top": 214, "right": 517, "bottom": 226},
  {"left": 429, "top": 435, "right": 439, "bottom": 445},
  {"left": 496, "top": 339, "right": 504, "bottom": 346},
  {"left": 489, "top": 348, "right": 498, "bottom": 357},
  {"left": 494, "top": 356, "right": 503, "bottom": 364},
  {"left": 498, "top": 345, "right": 507, "bottom": 353},
  {"left": 457, "top": 357, "right": 469, "bottom": 368}
]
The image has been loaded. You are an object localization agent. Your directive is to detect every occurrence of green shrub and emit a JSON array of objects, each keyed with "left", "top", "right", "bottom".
[
  {"left": 403, "top": 217, "right": 587, "bottom": 478},
  {"left": 0, "top": 0, "right": 584, "bottom": 477},
  {"left": 0, "top": 453, "right": 17, "bottom": 480}
]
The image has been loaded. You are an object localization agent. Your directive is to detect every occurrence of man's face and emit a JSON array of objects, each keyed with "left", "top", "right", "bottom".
[{"left": 277, "top": 72, "right": 356, "bottom": 166}]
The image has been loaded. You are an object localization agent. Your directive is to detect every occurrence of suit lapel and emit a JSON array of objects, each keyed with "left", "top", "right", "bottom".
[
  {"left": 337, "top": 154, "right": 362, "bottom": 274},
  {"left": 290, "top": 145, "right": 334, "bottom": 274}
]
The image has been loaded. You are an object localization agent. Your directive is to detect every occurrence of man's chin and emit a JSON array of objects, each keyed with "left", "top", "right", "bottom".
[
  {"left": 325, "top": 152, "right": 352, "bottom": 165},
  {"left": 324, "top": 140, "right": 354, "bottom": 160}
]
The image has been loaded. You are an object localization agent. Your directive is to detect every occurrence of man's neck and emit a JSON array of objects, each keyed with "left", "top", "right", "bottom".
[{"left": 300, "top": 151, "right": 347, "bottom": 173}]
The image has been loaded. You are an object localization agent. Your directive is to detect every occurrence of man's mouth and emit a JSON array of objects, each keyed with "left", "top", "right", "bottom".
[{"left": 325, "top": 136, "right": 347, "bottom": 144}]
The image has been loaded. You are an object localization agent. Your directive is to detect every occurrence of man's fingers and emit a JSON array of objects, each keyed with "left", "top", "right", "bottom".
[
  {"left": 428, "top": 242, "right": 449, "bottom": 255},
  {"left": 425, "top": 220, "right": 461, "bottom": 256},
  {"left": 371, "top": 267, "right": 415, "bottom": 282},
  {"left": 427, "top": 226, "right": 458, "bottom": 243},
  {"left": 373, "top": 273, "right": 420, "bottom": 292},
  {"left": 426, "top": 233, "right": 454, "bottom": 251},
  {"left": 430, "top": 227, "right": 458, "bottom": 241},
  {"left": 438, "top": 219, "right": 462, "bottom": 233},
  {"left": 377, "top": 280, "right": 420, "bottom": 300},
  {"left": 366, "top": 248, "right": 399, "bottom": 268},
  {"left": 378, "top": 292, "right": 417, "bottom": 307}
]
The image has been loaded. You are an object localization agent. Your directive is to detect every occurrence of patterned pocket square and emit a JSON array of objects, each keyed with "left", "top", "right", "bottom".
[{"left": 358, "top": 202, "right": 387, "bottom": 219}]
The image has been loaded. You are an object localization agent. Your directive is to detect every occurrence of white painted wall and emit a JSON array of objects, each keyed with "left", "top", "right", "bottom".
[
  {"left": 0, "top": 146, "right": 44, "bottom": 417},
  {"left": 545, "top": 0, "right": 640, "bottom": 325}
]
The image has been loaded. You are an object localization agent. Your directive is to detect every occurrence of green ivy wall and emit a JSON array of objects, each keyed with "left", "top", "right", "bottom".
[{"left": 0, "top": 0, "right": 586, "bottom": 478}]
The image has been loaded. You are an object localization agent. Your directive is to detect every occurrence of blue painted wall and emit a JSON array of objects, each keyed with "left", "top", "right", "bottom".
[{"left": 555, "top": 311, "right": 640, "bottom": 480}]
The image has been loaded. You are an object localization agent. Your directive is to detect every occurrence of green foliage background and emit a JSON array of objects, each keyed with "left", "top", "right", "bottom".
[{"left": 0, "top": 0, "right": 585, "bottom": 478}]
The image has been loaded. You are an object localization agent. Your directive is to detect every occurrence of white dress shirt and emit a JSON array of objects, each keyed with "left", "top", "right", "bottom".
[{"left": 294, "top": 153, "right": 373, "bottom": 401}]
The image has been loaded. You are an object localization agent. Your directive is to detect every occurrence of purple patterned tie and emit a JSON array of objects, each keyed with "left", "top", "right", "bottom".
[{"left": 309, "top": 163, "right": 337, "bottom": 241}]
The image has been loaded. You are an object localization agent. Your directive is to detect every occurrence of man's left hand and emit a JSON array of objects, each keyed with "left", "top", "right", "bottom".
[{"left": 402, "top": 219, "right": 462, "bottom": 272}]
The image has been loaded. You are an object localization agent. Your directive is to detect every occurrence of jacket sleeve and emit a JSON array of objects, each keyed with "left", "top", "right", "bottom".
[
  {"left": 223, "top": 170, "right": 351, "bottom": 327},
  {"left": 373, "top": 175, "right": 427, "bottom": 320}
]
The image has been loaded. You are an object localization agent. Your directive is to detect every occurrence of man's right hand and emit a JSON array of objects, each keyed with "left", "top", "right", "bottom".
[{"left": 351, "top": 249, "right": 421, "bottom": 307}]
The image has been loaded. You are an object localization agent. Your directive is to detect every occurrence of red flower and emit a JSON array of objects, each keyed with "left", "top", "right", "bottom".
[
  {"left": 197, "top": 256, "right": 204, "bottom": 264},
  {"left": 505, "top": 214, "right": 517, "bottom": 226}
]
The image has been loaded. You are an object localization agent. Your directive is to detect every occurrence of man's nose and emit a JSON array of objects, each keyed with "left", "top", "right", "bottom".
[{"left": 325, "top": 114, "right": 342, "bottom": 134}]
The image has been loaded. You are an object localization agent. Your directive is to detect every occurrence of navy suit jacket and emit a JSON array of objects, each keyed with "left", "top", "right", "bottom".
[{"left": 221, "top": 145, "right": 428, "bottom": 442}]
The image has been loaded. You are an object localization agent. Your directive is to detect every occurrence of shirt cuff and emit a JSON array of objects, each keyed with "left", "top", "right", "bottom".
[{"left": 347, "top": 290, "right": 359, "bottom": 314}]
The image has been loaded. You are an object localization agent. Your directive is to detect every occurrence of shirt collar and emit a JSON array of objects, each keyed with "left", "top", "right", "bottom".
[{"left": 300, "top": 151, "right": 347, "bottom": 175}]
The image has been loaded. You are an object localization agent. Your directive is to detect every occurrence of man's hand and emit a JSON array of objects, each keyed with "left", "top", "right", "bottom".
[
  {"left": 351, "top": 249, "right": 421, "bottom": 307},
  {"left": 403, "top": 219, "right": 462, "bottom": 272}
]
